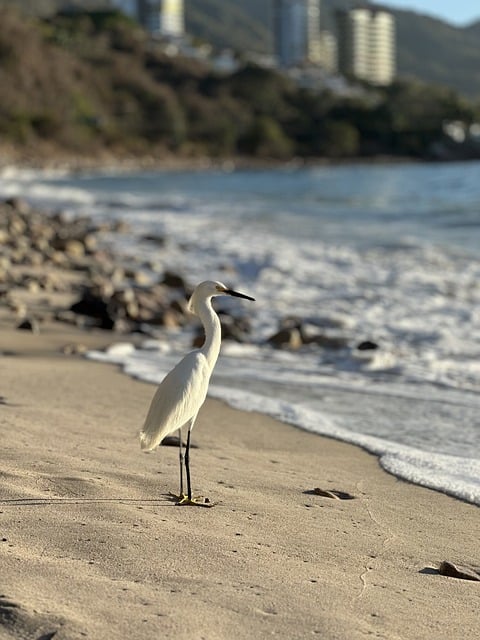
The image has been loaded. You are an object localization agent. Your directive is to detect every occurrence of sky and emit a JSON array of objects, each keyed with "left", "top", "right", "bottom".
[{"left": 378, "top": 1, "right": 480, "bottom": 26}]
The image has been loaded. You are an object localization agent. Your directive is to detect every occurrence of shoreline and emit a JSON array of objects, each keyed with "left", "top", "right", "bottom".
[
  {"left": 1, "top": 319, "right": 479, "bottom": 639},
  {"left": 2, "top": 145, "right": 471, "bottom": 176}
]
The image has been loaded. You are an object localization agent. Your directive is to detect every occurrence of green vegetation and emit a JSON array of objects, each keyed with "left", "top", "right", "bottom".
[{"left": 0, "top": 6, "right": 479, "bottom": 163}]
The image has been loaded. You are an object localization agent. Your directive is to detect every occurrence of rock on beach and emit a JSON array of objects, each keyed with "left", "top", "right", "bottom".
[{"left": 0, "top": 199, "right": 253, "bottom": 341}]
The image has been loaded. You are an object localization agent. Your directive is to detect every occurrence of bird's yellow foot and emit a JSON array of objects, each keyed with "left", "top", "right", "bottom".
[{"left": 169, "top": 492, "right": 215, "bottom": 507}]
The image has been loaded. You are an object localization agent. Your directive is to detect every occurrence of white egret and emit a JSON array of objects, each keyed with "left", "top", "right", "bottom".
[{"left": 140, "top": 280, "right": 255, "bottom": 506}]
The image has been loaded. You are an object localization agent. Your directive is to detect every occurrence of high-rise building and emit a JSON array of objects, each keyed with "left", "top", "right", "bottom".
[
  {"left": 274, "top": 0, "right": 307, "bottom": 67},
  {"left": 110, "top": 0, "right": 184, "bottom": 37},
  {"left": 158, "top": 0, "right": 184, "bottom": 37},
  {"left": 318, "top": 30, "right": 337, "bottom": 74},
  {"left": 274, "top": 0, "right": 322, "bottom": 68},
  {"left": 138, "top": 0, "right": 184, "bottom": 36},
  {"left": 336, "top": 7, "right": 395, "bottom": 85},
  {"left": 306, "top": 0, "right": 322, "bottom": 64}
]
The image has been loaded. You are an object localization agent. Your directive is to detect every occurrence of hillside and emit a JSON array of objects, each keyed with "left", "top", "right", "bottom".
[
  {"left": 393, "top": 9, "right": 480, "bottom": 99},
  {"left": 185, "top": 0, "right": 272, "bottom": 54},
  {"left": 0, "top": 5, "right": 479, "bottom": 165}
]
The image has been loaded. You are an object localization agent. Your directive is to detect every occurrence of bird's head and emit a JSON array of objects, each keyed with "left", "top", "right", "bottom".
[{"left": 187, "top": 280, "right": 255, "bottom": 315}]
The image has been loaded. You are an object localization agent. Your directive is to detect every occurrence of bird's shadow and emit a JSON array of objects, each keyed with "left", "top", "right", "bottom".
[
  {"left": 0, "top": 497, "right": 170, "bottom": 508},
  {"left": 0, "top": 493, "right": 218, "bottom": 508}
]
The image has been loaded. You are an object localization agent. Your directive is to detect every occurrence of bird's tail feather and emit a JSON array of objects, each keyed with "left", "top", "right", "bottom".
[{"left": 139, "top": 429, "right": 158, "bottom": 451}]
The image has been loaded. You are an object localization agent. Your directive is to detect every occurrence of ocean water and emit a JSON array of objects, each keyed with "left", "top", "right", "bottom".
[{"left": 2, "top": 161, "right": 480, "bottom": 505}]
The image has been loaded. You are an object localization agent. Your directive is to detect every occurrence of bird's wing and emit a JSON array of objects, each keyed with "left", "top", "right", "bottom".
[{"left": 139, "top": 351, "right": 211, "bottom": 451}]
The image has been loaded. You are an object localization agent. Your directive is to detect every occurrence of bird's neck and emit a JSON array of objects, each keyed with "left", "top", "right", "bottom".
[{"left": 197, "top": 297, "right": 222, "bottom": 371}]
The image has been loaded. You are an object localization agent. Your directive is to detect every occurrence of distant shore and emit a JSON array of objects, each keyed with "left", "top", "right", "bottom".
[{"left": 0, "top": 142, "right": 446, "bottom": 176}]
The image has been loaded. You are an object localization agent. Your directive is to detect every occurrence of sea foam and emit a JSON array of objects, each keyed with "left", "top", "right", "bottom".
[{"left": 88, "top": 340, "right": 480, "bottom": 505}]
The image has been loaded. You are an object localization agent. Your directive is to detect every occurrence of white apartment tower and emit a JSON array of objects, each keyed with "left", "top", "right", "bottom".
[
  {"left": 274, "top": 0, "right": 322, "bottom": 67},
  {"left": 318, "top": 30, "right": 337, "bottom": 74},
  {"left": 138, "top": 0, "right": 184, "bottom": 37},
  {"left": 110, "top": 0, "right": 185, "bottom": 37},
  {"left": 159, "top": 0, "right": 185, "bottom": 37},
  {"left": 306, "top": 0, "right": 322, "bottom": 64},
  {"left": 336, "top": 7, "right": 395, "bottom": 85}
]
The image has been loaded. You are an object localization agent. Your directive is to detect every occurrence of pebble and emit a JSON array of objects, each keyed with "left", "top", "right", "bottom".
[
  {"left": 16, "top": 318, "right": 40, "bottom": 333},
  {"left": 438, "top": 561, "right": 480, "bottom": 581},
  {"left": 267, "top": 320, "right": 349, "bottom": 351}
]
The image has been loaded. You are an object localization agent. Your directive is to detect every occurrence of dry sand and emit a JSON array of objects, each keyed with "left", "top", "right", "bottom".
[{"left": 0, "top": 321, "right": 478, "bottom": 640}]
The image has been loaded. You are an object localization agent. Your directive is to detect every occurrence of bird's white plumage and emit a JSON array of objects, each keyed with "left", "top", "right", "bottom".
[
  {"left": 140, "top": 350, "right": 210, "bottom": 451},
  {"left": 138, "top": 280, "right": 254, "bottom": 503}
]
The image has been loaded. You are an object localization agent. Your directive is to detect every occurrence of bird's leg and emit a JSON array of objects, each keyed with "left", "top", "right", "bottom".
[
  {"left": 176, "top": 427, "right": 196, "bottom": 504},
  {"left": 185, "top": 427, "right": 193, "bottom": 501},
  {"left": 174, "top": 419, "right": 214, "bottom": 507},
  {"left": 178, "top": 427, "right": 185, "bottom": 499},
  {"left": 168, "top": 427, "right": 189, "bottom": 503}
]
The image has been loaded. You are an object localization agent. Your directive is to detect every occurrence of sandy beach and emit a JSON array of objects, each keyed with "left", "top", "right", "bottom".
[{"left": 0, "top": 316, "right": 478, "bottom": 640}]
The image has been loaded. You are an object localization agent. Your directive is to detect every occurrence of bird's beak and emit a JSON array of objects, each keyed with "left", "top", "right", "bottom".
[{"left": 225, "top": 288, "right": 255, "bottom": 301}]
